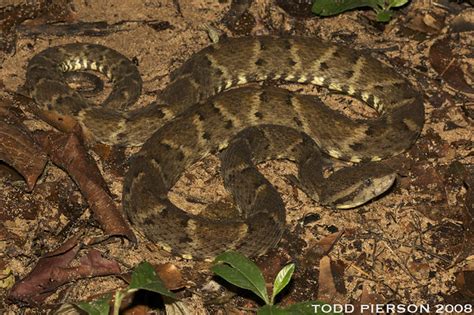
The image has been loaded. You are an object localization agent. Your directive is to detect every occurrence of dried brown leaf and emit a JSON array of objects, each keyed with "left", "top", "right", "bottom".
[
  {"left": 317, "top": 256, "right": 345, "bottom": 303},
  {"left": 8, "top": 235, "right": 120, "bottom": 304},
  {"left": 450, "top": 9, "right": 474, "bottom": 33},
  {"left": 8, "top": 235, "right": 81, "bottom": 304},
  {"left": 429, "top": 37, "right": 474, "bottom": 95},
  {"left": 352, "top": 284, "right": 382, "bottom": 315},
  {"left": 318, "top": 231, "right": 344, "bottom": 254},
  {"left": 456, "top": 270, "right": 474, "bottom": 298},
  {"left": 155, "top": 263, "right": 186, "bottom": 291},
  {"left": 0, "top": 0, "right": 76, "bottom": 53},
  {"left": 302, "top": 231, "right": 344, "bottom": 268},
  {"left": 0, "top": 105, "right": 47, "bottom": 191},
  {"left": 35, "top": 131, "right": 136, "bottom": 242},
  {"left": 455, "top": 260, "right": 474, "bottom": 298}
]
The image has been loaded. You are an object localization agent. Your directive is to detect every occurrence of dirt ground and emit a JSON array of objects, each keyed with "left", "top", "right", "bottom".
[{"left": 0, "top": 0, "right": 473, "bottom": 314}]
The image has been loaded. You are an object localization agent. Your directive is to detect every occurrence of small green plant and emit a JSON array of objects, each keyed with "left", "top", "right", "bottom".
[
  {"left": 212, "top": 251, "right": 340, "bottom": 314},
  {"left": 76, "top": 261, "right": 176, "bottom": 315},
  {"left": 312, "top": 0, "right": 410, "bottom": 22}
]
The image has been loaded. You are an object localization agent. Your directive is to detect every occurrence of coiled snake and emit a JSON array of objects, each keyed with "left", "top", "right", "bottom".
[{"left": 26, "top": 36, "right": 424, "bottom": 259}]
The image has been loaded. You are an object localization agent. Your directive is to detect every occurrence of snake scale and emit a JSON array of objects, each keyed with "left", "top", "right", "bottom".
[{"left": 26, "top": 36, "right": 424, "bottom": 260}]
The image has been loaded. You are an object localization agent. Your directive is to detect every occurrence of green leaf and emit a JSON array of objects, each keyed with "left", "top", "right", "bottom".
[
  {"left": 388, "top": 0, "right": 409, "bottom": 8},
  {"left": 312, "top": 0, "right": 380, "bottom": 16},
  {"left": 257, "top": 304, "right": 287, "bottom": 315},
  {"left": 128, "top": 261, "right": 176, "bottom": 299},
  {"left": 271, "top": 263, "right": 295, "bottom": 303},
  {"left": 376, "top": 9, "right": 393, "bottom": 22},
  {"left": 212, "top": 251, "right": 269, "bottom": 304},
  {"left": 312, "top": 0, "right": 409, "bottom": 21},
  {"left": 75, "top": 295, "right": 111, "bottom": 315}
]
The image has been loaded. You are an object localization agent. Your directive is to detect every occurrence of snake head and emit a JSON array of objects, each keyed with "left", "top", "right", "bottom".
[
  {"left": 317, "top": 162, "right": 397, "bottom": 209},
  {"left": 332, "top": 172, "right": 397, "bottom": 209}
]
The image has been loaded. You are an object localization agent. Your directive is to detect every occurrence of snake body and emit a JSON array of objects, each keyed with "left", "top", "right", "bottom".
[{"left": 26, "top": 36, "right": 424, "bottom": 259}]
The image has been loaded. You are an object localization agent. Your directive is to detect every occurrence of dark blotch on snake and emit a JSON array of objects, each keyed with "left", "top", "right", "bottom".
[
  {"left": 319, "top": 62, "right": 329, "bottom": 71},
  {"left": 225, "top": 120, "right": 233, "bottom": 129},
  {"left": 350, "top": 142, "right": 365, "bottom": 151},
  {"left": 255, "top": 58, "right": 265, "bottom": 66},
  {"left": 293, "top": 117, "right": 303, "bottom": 127},
  {"left": 259, "top": 91, "right": 270, "bottom": 103}
]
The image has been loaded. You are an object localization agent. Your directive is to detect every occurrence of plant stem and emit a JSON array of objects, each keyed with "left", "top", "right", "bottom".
[{"left": 113, "top": 289, "right": 124, "bottom": 315}]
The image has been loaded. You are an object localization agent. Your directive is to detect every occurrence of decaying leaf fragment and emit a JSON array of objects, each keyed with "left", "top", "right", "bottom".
[
  {"left": 34, "top": 131, "right": 136, "bottom": 242},
  {"left": 318, "top": 256, "right": 345, "bottom": 303},
  {"left": 8, "top": 235, "right": 121, "bottom": 304},
  {"left": 429, "top": 36, "right": 474, "bottom": 96},
  {"left": 0, "top": 103, "right": 47, "bottom": 191}
]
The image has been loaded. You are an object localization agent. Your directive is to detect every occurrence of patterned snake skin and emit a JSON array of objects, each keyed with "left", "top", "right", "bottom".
[{"left": 26, "top": 36, "right": 424, "bottom": 259}]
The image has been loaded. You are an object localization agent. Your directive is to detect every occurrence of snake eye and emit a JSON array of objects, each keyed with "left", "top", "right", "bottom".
[{"left": 364, "top": 179, "right": 372, "bottom": 186}]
